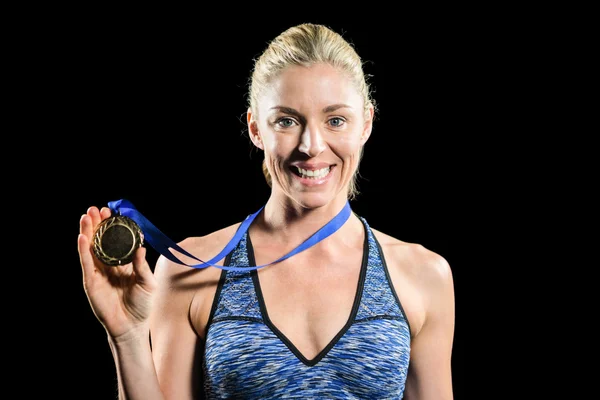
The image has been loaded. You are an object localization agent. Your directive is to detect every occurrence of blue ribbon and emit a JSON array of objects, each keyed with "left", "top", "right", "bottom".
[{"left": 107, "top": 199, "right": 352, "bottom": 272}]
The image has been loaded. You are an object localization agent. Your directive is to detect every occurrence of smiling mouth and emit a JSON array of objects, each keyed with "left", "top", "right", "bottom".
[{"left": 290, "top": 166, "right": 332, "bottom": 179}]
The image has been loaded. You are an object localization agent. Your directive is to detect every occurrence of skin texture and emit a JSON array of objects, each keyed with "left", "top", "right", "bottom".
[{"left": 78, "top": 62, "right": 455, "bottom": 400}]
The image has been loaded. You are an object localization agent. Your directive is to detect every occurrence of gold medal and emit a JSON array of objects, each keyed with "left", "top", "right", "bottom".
[{"left": 92, "top": 215, "right": 144, "bottom": 266}]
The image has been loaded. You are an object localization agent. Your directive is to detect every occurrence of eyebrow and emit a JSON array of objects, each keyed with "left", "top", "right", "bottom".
[{"left": 270, "top": 104, "right": 353, "bottom": 116}]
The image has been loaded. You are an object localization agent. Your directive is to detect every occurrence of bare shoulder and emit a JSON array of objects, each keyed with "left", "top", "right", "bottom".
[
  {"left": 149, "top": 221, "right": 245, "bottom": 340},
  {"left": 370, "top": 227, "right": 453, "bottom": 286},
  {"left": 153, "top": 221, "right": 243, "bottom": 291},
  {"left": 369, "top": 227, "right": 454, "bottom": 336}
]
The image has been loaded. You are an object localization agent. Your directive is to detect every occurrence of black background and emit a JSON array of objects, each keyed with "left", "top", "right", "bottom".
[{"left": 23, "top": 5, "right": 558, "bottom": 399}]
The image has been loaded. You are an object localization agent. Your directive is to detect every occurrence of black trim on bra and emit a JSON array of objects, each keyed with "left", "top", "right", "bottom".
[
  {"left": 211, "top": 315, "right": 263, "bottom": 324},
  {"left": 204, "top": 250, "right": 232, "bottom": 339},
  {"left": 354, "top": 315, "right": 405, "bottom": 323},
  {"left": 248, "top": 219, "right": 370, "bottom": 367},
  {"left": 371, "top": 232, "right": 412, "bottom": 338},
  {"left": 204, "top": 220, "right": 252, "bottom": 338}
]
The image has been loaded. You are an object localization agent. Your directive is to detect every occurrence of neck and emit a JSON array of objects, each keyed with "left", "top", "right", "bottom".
[{"left": 257, "top": 193, "right": 352, "bottom": 244}]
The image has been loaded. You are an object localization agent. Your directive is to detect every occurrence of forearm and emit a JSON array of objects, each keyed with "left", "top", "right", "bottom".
[{"left": 107, "top": 327, "right": 165, "bottom": 400}]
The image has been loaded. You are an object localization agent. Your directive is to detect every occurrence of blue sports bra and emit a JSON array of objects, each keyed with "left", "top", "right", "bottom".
[{"left": 202, "top": 217, "right": 411, "bottom": 399}]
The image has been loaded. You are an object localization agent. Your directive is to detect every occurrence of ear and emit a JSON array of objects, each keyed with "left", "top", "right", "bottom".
[
  {"left": 360, "top": 106, "right": 375, "bottom": 145},
  {"left": 247, "top": 108, "right": 264, "bottom": 150}
]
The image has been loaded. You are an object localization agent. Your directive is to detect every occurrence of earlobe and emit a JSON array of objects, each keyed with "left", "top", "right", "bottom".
[
  {"left": 247, "top": 109, "right": 264, "bottom": 150},
  {"left": 360, "top": 129, "right": 372, "bottom": 146},
  {"left": 251, "top": 127, "right": 264, "bottom": 150},
  {"left": 360, "top": 107, "right": 375, "bottom": 145}
]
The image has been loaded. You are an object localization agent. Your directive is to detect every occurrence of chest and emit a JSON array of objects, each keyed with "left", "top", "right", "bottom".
[
  {"left": 202, "top": 232, "right": 411, "bottom": 397},
  {"left": 203, "top": 317, "right": 410, "bottom": 398},
  {"left": 253, "top": 246, "right": 363, "bottom": 359}
]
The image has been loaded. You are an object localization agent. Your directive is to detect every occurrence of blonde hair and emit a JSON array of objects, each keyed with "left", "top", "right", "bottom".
[{"left": 248, "top": 23, "right": 376, "bottom": 200}]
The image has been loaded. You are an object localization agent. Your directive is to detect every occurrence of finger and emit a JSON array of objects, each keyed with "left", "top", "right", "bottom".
[
  {"left": 80, "top": 213, "right": 94, "bottom": 239},
  {"left": 88, "top": 206, "right": 101, "bottom": 228},
  {"left": 100, "top": 207, "right": 112, "bottom": 220},
  {"left": 78, "top": 233, "right": 101, "bottom": 282},
  {"left": 132, "top": 246, "right": 154, "bottom": 287}
]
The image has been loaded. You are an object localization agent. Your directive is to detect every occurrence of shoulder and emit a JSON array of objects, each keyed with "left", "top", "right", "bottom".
[
  {"left": 153, "top": 221, "right": 243, "bottom": 290},
  {"left": 149, "top": 221, "right": 245, "bottom": 341},
  {"left": 370, "top": 226, "right": 454, "bottom": 334},
  {"left": 370, "top": 227, "right": 452, "bottom": 285}
]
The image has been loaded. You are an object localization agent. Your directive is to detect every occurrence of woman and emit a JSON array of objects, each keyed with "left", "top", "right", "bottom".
[{"left": 78, "top": 22, "right": 455, "bottom": 399}]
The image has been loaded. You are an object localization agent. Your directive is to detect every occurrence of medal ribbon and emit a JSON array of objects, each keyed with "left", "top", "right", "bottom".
[{"left": 107, "top": 199, "right": 352, "bottom": 272}]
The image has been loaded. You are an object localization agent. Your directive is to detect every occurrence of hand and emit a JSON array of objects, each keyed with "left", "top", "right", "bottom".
[{"left": 78, "top": 206, "right": 157, "bottom": 340}]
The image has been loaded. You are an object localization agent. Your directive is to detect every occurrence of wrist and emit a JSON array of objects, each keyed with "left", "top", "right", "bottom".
[{"left": 108, "top": 323, "right": 150, "bottom": 349}]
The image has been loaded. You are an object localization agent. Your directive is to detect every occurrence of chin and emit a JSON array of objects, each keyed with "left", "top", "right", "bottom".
[{"left": 290, "top": 191, "right": 344, "bottom": 210}]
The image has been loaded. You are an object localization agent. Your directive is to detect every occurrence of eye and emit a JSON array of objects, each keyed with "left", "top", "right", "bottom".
[
  {"left": 328, "top": 117, "right": 346, "bottom": 128},
  {"left": 276, "top": 117, "right": 297, "bottom": 128}
]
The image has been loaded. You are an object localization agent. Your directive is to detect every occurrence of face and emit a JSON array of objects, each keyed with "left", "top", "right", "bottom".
[{"left": 248, "top": 63, "right": 373, "bottom": 209}]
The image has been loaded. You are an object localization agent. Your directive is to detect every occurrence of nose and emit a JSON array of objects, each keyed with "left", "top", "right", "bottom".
[{"left": 298, "top": 123, "right": 326, "bottom": 157}]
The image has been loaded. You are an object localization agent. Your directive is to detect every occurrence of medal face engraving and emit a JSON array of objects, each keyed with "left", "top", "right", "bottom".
[{"left": 93, "top": 216, "right": 144, "bottom": 266}]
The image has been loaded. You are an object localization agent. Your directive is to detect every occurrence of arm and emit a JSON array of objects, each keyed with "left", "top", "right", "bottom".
[
  {"left": 149, "top": 244, "right": 207, "bottom": 400},
  {"left": 79, "top": 208, "right": 213, "bottom": 399},
  {"left": 404, "top": 252, "right": 455, "bottom": 400},
  {"left": 108, "top": 324, "right": 163, "bottom": 399},
  {"left": 149, "top": 224, "right": 241, "bottom": 398},
  {"left": 78, "top": 206, "right": 165, "bottom": 400},
  {"left": 104, "top": 250, "right": 203, "bottom": 400}
]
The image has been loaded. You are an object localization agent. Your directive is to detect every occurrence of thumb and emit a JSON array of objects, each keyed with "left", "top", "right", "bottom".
[{"left": 132, "top": 246, "right": 154, "bottom": 285}]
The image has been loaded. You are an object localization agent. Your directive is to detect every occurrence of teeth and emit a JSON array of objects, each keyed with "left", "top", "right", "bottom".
[{"left": 296, "top": 166, "right": 330, "bottom": 179}]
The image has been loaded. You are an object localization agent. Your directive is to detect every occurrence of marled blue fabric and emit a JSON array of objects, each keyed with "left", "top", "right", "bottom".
[{"left": 203, "top": 217, "right": 411, "bottom": 399}]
